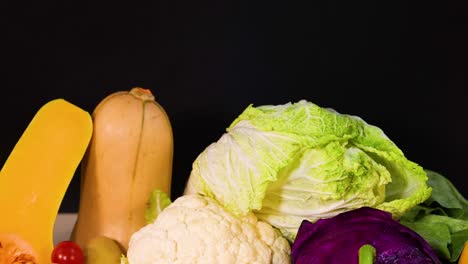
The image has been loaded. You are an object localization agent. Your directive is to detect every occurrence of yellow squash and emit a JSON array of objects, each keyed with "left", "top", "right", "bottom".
[
  {"left": 71, "top": 87, "right": 174, "bottom": 252},
  {"left": 459, "top": 241, "right": 468, "bottom": 264},
  {"left": 0, "top": 99, "right": 92, "bottom": 263}
]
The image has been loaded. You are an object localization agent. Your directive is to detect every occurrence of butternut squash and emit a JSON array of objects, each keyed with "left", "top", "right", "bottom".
[
  {"left": 71, "top": 87, "right": 174, "bottom": 252},
  {"left": 0, "top": 99, "right": 92, "bottom": 263}
]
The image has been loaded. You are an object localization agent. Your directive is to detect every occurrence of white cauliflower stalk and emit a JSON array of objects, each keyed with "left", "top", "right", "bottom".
[{"left": 127, "top": 194, "right": 291, "bottom": 264}]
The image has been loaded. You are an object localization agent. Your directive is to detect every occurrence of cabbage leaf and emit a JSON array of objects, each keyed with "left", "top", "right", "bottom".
[
  {"left": 144, "top": 189, "right": 172, "bottom": 224},
  {"left": 185, "top": 100, "right": 432, "bottom": 240}
]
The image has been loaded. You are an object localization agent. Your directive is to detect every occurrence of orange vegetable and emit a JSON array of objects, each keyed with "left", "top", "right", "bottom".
[
  {"left": 459, "top": 241, "right": 468, "bottom": 264},
  {"left": 72, "top": 87, "right": 174, "bottom": 252},
  {"left": 0, "top": 99, "right": 92, "bottom": 263}
]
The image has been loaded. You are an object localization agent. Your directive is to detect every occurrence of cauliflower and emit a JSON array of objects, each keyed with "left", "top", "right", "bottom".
[{"left": 126, "top": 194, "right": 291, "bottom": 264}]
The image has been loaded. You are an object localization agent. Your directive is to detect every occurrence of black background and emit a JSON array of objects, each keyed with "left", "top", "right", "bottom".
[{"left": 2, "top": 1, "right": 467, "bottom": 212}]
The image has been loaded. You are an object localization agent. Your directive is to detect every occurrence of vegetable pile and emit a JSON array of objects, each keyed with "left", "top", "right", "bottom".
[{"left": 0, "top": 88, "right": 467, "bottom": 264}]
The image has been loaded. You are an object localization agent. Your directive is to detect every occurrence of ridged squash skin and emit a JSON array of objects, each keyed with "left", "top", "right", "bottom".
[{"left": 71, "top": 87, "right": 174, "bottom": 252}]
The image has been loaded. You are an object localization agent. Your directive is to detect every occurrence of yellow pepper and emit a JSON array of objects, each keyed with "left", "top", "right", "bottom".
[{"left": 459, "top": 241, "right": 468, "bottom": 264}]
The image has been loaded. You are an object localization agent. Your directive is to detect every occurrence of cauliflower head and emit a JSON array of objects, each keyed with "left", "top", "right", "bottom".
[{"left": 126, "top": 194, "right": 291, "bottom": 264}]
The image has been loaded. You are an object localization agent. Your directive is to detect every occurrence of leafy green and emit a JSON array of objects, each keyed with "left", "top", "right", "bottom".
[
  {"left": 185, "top": 100, "right": 432, "bottom": 241},
  {"left": 144, "top": 189, "right": 172, "bottom": 224},
  {"left": 451, "top": 229, "right": 468, "bottom": 262},
  {"left": 424, "top": 170, "right": 468, "bottom": 219},
  {"left": 400, "top": 170, "right": 468, "bottom": 262}
]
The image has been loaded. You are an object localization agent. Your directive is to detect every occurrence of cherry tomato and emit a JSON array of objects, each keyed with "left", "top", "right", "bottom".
[{"left": 51, "top": 241, "right": 84, "bottom": 264}]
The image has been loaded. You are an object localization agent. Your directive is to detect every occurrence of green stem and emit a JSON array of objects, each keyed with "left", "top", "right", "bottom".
[{"left": 359, "top": 244, "right": 376, "bottom": 264}]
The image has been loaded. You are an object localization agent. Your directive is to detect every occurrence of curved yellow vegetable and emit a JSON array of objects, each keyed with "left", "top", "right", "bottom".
[{"left": 0, "top": 99, "right": 92, "bottom": 263}]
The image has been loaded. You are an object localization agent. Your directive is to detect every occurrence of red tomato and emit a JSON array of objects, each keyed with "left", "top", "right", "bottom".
[{"left": 51, "top": 241, "right": 84, "bottom": 264}]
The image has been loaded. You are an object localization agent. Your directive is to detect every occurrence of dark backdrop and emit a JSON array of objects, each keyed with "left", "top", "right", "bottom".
[{"left": 2, "top": 1, "right": 467, "bottom": 212}]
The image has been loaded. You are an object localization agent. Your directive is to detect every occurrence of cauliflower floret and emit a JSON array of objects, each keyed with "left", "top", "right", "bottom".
[{"left": 127, "top": 194, "right": 291, "bottom": 264}]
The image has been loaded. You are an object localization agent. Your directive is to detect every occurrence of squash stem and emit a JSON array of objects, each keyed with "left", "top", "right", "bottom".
[{"left": 129, "top": 87, "right": 155, "bottom": 102}]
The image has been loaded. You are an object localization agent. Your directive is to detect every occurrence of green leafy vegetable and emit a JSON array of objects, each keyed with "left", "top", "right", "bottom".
[
  {"left": 185, "top": 100, "right": 432, "bottom": 240},
  {"left": 144, "top": 189, "right": 172, "bottom": 224},
  {"left": 451, "top": 229, "right": 468, "bottom": 262},
  {"left": 400, "top": 170, "right": 468, "bottom": 262}
]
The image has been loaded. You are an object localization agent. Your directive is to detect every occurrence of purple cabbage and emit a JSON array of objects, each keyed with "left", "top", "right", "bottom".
[{"left": 291, "top": 207, "right": 441, "bottom": 264}]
